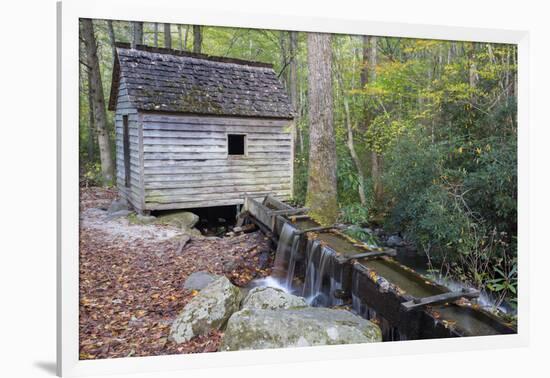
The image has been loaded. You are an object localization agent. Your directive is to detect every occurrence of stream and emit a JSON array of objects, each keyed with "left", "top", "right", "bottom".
[{"left": 249, "top": 216, "right": 515, "bottom": 341}]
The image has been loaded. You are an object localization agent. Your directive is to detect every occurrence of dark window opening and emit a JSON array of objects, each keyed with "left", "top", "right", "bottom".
[
  {"left": 228, "top": 134, "right": 246, "bottom": 155},
  {"left": 123, "top": 115, "right": 131, "bottom": 188}
]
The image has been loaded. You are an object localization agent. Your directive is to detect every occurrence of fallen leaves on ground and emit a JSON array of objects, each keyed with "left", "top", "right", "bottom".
[{"left": 79, "top": 187, "right": 272, "bottom": 360}]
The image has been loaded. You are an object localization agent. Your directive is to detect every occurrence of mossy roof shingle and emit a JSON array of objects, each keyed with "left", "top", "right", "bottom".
[{"left": 109, "top": 45, "right": 294, "bottom": 119}]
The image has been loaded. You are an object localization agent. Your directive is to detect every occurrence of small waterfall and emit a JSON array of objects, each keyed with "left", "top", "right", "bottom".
[
  {"left": 302, "top": 239, "right": 319, "bottom": 302},
  {"left": 285, "top": 232, "right": 301, "bottom": 288},
  {"left": 270, "top": 222, "right": 301, "bottom": 292},
  {"left": 249, "top": 276, "right": 292, "bottom": 293},
  {"left": 302, "top": 239, "right": 336, "bottom": 306},
  {"left": 272, "top": 222, "right": 295, "bottom": 278}
]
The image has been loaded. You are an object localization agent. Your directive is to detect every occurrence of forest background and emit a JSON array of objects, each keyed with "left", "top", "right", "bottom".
[{"left": 79, "top": 19, "right": 517, "bottom": 311}]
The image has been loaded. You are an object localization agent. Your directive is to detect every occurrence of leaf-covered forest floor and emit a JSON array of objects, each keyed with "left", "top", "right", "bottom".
[{"left": 79, "top": 187, "right": 273, "bottom": 360}]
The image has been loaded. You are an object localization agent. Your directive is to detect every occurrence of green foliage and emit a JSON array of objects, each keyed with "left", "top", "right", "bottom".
[
  {"left": 464, "top": 138, "right": 517, "bottom": 232},
  {"left": 487, "top": 261, "right": 517, "bottom": 297},
  {"left": 365, "top": 115, "right": 410, "bottom": 154},
  {"left": 80, "top": 162, "right": 105, "bottom": 187},
  {"left": 340, "top": 203, "right": 371, "bottom": 225},
  {"left": 336, "top": 152, "right": 362, "bottom": 204},
  {"left": 344, "top": 225, "right": 380, "bottom": 247},
  {"left": 383, "top": 126, "right": 516, "bottom": 294}
]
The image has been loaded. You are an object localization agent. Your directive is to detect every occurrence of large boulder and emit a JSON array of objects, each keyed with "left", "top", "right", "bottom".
[
  {"left": 170, "top": 276, "right": 242, "bottom": 344},
  {"left": 157, "top": 211, "right": 199, "bottom": 229},
  {"left": 241, "top": 287, "right": 307, "bottom": 310},
  {"left": 156, "top": 212, "right": 202, "bottom": 237},
  {"left": 220, "top": 307, "right": 382, "bottom": 351},
  {"left": 183, "top": 271, "right": 220, "bottom": 291}
]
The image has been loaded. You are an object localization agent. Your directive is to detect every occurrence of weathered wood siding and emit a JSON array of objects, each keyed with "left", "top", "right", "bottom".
[
  {"left": 114, "top": 78, "right": 144, "bottom": 211},
  {"left": 141, "top": 113, "right": 292, "bottom": 210}
]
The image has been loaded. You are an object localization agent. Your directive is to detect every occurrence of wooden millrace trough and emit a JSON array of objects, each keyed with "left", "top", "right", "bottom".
[{"left": 242, "top": 195, "right": 516, "bottom": 341}]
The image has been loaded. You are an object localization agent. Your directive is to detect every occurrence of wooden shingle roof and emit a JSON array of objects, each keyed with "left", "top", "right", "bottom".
[{"left": 109, "top": 44, "right": 294, "bottom": 119}]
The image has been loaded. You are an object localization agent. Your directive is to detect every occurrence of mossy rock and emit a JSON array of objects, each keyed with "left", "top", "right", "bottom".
[
  {"left": 170, "top": 276, "right": 242, "bottom": 344},
  {"left": 155, "top": 211, "right": 199, "bottom": 230},
  {"left": 127, "top": 213, "right": 157, "bottom": 225},
  {"left": 241, "top": 287, "right": 308, "bottom": 310},
  {"left": 220, "top": 307, "right": 382, "bottom": 351},
  {"left": 127, "top": 212, "right": 203, "bottom": 237}
]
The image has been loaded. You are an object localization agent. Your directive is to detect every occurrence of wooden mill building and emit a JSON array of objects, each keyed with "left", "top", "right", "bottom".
[{"left": 109, "top": 44, "right": 294, "bottom": 213}]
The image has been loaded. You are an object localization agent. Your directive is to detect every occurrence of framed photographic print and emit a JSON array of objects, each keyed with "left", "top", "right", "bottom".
[{"left": 57, "top": 0, "right": 529, "bottom": 376}]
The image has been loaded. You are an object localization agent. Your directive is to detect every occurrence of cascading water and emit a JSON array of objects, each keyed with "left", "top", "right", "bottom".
[
  {"left": 249, "top": 276, "right": 292, "bottom": 293},
  {"left": 268, "top": 222, "right": 301, "bottom": 293},
  {"left": 302, "top": 239, "right": 337, "bottom": 306},
  {"left": 272, "top": 222, "right": 294, "bottom": 278},
  {"left": 285, "top": 232, "right": 301, "bottom": 288}
]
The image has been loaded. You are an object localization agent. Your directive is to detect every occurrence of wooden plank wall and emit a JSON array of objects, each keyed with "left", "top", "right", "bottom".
[
  {"left": 141, "top": 113, "right": 293, "bottom": 210},
  {"left": 114, "top": 78, "right": 144, "bottom": 212}
]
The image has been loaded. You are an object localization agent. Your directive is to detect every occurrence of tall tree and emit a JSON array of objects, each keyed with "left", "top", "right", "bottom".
[
  {"left": 193, "top": 25, "right": 202, "bottom": 53},
  {"left": 81, "top": 19, "right": 115, "bottom": 183},
  {"left": 306, "top": 32, "right": 338, "bottom": 225},
  {"left": 288, "top": 31, "right": 299, "bottom": 153},
  {"left": 183, "top": 25, "right": 189, "bottom": 50},
  {"left": 468, "top": 43, "right": 479, "bottom": 89},
  {"left": 335, "top": 55, "right": 367, "bottom": 206},
  {"left": 107, "top": 20, "right": 116, "bottom": 58},
  {"left": 178, "top": 25, "right": 183, "bottom": 50},
  {"left": 279, "top": 31, "right": 288, "bottom": 83},
  {"left": 164, "top": 23, "right": 172, "bottom": 48},
  {"left": 86, "top": 72, "right": 95, "bottom": 162},
  {"left": 153, "top": 23, "right": 159, "bottom": 47},
  {"left": 132, "top": 21, "right": 143, "bottom": 48},
  {"left": 362, "top": 35, "right": 383, "bottom": 204}
]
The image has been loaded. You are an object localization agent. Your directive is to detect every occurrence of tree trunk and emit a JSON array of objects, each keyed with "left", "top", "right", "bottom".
[
  {"left": 193, "top": 25, "right": 202, "bottom": 53},
  {"left": 335, "top": 62, "right": 367, "bottom": 206},
  {"left": 364, "top": 36, "right": 383, "bottom": 204},
  {"left": 153, "top": 23, "right": 159, "bottom": 47},
  {"left": 107, "top": 20, "right": 116, "bottom": 58},
  {"left": 87, "top": 72, "right": 95, "bottom": 162},
  {"left": 81, "top": 19, "right": 115, "bottom": 184},
  {"left": 132, "top": 21, "right": 143, "bottom": 48},
  {"left": 360, "top": 35, "right": 369, "bottom": 90},
  {"left": 289, "top": 31, "right": 299, "bottom": 151},
  {"left": 306, "top": 32, "right": 338, "bottom": 225},
  {"left": 178, "top": 25, "right": 183, "bottom": 50},
  {"left": 298, "top": 64, "right": 306, "bottom": 154},
  {"left": 505, "top": 46, "right": 511, "bottom": 96},
  {"left": 164, "top": 23, "right": 172, "bottom": 48},
  {"left": 183, "top": 25, "right": 189, "bottom": 50},
  {"left": 279, "top": 32, "right": 288, "bottom": 86},
  {"left": 468, "top": 43, "right": 479, "bottom": 89},
  {"left": 512, "top": 45, "right": 517, "bottom": 103}
]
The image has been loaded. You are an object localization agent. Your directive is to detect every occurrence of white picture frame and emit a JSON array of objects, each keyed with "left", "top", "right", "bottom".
[{"left": 57, "top": 0, "right": 530, "bottom": 376}]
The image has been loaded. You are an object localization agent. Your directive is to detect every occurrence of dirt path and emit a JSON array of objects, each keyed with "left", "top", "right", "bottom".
[{"left": 79, "top": 187, "right": 272, "bottom": 359}]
